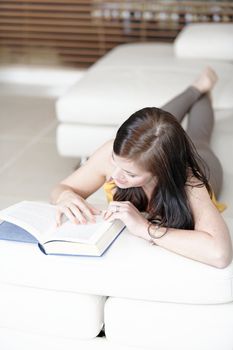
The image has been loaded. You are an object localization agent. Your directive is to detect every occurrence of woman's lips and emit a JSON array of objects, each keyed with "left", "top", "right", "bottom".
[{"left": 114, "top": 178, "right": 127, "bottom": 185}]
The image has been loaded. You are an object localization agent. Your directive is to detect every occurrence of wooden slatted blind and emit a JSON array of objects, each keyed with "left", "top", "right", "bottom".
[{"left": 0, "top": 0, "right": 233, "bottom": 68}]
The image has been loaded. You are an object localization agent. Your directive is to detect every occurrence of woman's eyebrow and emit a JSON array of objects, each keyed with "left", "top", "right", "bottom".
[{"left": 112, "top": 152, "right": 138, "bottom": 176}]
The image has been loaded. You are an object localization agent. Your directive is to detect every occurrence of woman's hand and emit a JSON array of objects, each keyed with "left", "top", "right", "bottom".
[
  {"left": 103, "top": 201, "right": 149, "bottom": 239},
  {"left": 55, "top": 190, "right": 100, "bottom": 225}
]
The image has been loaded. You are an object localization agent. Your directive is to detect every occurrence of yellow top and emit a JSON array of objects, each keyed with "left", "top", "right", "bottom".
[
  {"left": 103, "top": 179, "right": 117, "bottom": 203},
  {"left": 103, "top": 179, "right": 226, "bottom": 213},
  {"left": 211, "top": 192, "right": 226, "bottom": 213}
]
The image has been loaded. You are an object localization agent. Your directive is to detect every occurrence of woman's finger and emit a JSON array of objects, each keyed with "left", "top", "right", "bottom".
[
  {"left": 105, "top": 212, "right": 117, "bottom": 222},
  {"left": 107, "top": 203, "right": 131, "bottom": 216},
  {"left": 109, "top": 201, "right": 123, "bottom": 208},
  {"left": 63, "top": 207, "right": 80, "bottom": 224},
  {"left": 105, "top": 211, "right": 123, "bottom": 222},
  {"left": 107, "top": 203, "right": 120, "bottom": 214},
  {"left": 87, "top": 204, "right": 101, "bottom": 215},
  {"left": 108, "top": 201, "right": 133, "bottom": 211},
  {"left": 55, "top": 209, "right": 62, "bottom": 226},
  {"left": 78, "top": 202, "right": 97, "bottom": 223},
  {"left": 103, "top": 210, "right": 114, "bottom": 220},
  {"left": 73, "top": 200, "right": 100, "bottom": 222},
  {"left": 69, "top": 203, "right": 87, "bottom": 224}
]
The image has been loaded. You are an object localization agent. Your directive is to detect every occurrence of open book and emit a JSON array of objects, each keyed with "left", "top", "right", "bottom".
[{"left": 0, "top": 201, "right": 125, "bottom": 256}]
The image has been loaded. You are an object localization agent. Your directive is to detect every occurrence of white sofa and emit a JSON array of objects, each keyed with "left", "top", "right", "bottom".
[
  {"left": 56, "top": 23, "right": 233, "bottom": 158},
  {"left": 1, "top": 24, "right": 233, "bottom": 350}
]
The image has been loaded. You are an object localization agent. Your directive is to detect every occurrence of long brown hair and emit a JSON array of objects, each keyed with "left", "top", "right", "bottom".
[{"left": 113, "top": 107, "right": 211, "bottom": 229}]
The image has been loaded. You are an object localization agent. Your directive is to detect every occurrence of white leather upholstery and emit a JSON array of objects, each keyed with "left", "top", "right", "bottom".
[
  {"left": 56, "top": 41, "right": 233, "bottom": 158},
  {"left": 0, "top": 328, "right": 139, "bottom": 350},
  {"left": 0, "top": 282, "right": 105, "bottom": 340},
  {"left": 105, "top": 297, "right": 233, "bottom": 350},
  {"left": 0, "top": 218, "right": 233, "bottom": 305},
  {"left": 56, "top": 124, "right": 116, "bottom": 157},
  {"left": 174, "top": 23, "right": 233, "bottom": 61},
  {"left": 1, "top": 219, "right": 232, "bottom": 348},
  {"left": 56, "top": 43, "right": 233, "bottom": 130}
]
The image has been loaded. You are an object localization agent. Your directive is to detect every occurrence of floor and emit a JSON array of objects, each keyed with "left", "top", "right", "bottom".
[{"left": 0, "top": 68, "right": 84, "bottom": 210}]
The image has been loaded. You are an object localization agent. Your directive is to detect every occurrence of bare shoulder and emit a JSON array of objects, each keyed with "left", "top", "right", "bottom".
[
  {"left": 186, "top": 178, "right": 229, "bottom": 236},
  {"left": 185, "top": 176, "right": 232, "bottom": 266},
  {"left": 59, "top": 139, "right": 114, "bottom": 198},
  {"left": 84, "top": 139, "right": 114, "bottom": 175},
  {"left": 185, "top": 177, "right": 213, "bottom": 211},
  {"left": 95, "top": 139, "right": 114, "bottom": 158},
  {"left": 185, "top": 175, "right": 221, "bottom": 230}
]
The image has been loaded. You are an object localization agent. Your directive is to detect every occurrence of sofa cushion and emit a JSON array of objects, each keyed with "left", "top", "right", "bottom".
[
  {"left": 0, "top": 217, "right": 233, "bottom": 305},
  {"left": 174, "top": 23, "right": 233, "bottom": 61},
  {"left": 56, "top": 42, "right": 233, "bottom": 129},
  {"left": 0, "top": 282, "right": 105, "bottom": 339},
  {"left": 56, "top": 124, "right": 116, "bottom": 158},
  {"left": 0, "top": 329, "right": 110, "bottom": 350},
  {"left": 105, "top": 297, "right": 233, "bottom": 350}
]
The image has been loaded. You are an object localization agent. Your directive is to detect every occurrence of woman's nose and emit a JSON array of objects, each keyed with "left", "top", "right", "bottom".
[{"left": 112, "top": 167, "right": 125, "bottom": 180}]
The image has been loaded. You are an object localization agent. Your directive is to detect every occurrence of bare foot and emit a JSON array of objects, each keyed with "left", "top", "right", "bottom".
[{"left": 192, "top": 67, "right": 218, "bottom": 94}]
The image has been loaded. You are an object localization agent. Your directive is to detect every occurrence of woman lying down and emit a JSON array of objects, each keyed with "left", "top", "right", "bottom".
[{"left": 51, "top": 67, "right": 232, "bottom": 268}]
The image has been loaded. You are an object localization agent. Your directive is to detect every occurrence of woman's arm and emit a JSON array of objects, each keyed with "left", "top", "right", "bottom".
[
  {"left": 50, "top": 139, "right": 113, "bottom": 224},
  {"left": 104, "top": 185, "right": 232, "bottom": 268},
  {"left": 146, "top": 185, "right": 232, "bottom": 268}
]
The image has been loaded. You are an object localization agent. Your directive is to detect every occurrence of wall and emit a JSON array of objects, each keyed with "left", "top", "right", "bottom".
[{"left": 0, "top": 0, "right": 233, "bottom": 68}]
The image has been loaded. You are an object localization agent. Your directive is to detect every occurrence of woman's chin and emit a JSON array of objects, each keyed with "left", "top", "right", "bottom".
[{"left": 114, "top": 180, "right": 129, "bottom": 188}]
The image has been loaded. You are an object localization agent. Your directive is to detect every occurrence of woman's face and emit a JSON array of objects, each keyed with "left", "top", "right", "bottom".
[{"left": 111, "top": 153, "right": 156, "bottom": 191}]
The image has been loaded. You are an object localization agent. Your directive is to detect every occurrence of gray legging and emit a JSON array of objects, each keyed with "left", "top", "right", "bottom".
[{"left": 162, "top": 87, "right": 223, "bottom": 197}]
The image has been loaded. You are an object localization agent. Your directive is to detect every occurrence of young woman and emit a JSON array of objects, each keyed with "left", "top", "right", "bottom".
[{"left": 50, "top": 67, "right": 232, "bottom": 268}]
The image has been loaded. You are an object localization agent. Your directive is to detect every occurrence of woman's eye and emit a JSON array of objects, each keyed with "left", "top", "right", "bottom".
[{"left": 128, "top": 174, "right": 136, "bottom": 178}]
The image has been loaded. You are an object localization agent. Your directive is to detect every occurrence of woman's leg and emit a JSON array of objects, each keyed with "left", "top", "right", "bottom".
[
  {"left": 162, "top": 66, "right": 218, "bottom": 125},
  {"left": 161, "top": 87, "right": 201, "bottom": 123},
  {"left": 187, "top": 93, "right": 223, "bottom": 197},
  {"left": 186, "top": 93, "right": 213, "bottom": 144},
  {"left": 162, "top": 67, "right": 223, "bottom": 196}
]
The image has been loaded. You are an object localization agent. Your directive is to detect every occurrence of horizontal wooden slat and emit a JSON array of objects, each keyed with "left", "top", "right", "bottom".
[
  {"left": 1, "top": 0, "right": 233, "bottom": 6},
  {"left": 0, "top": 0, "right": 232, "bottom": 68},
  {"left": 0, "top": 31, "right": 178, "bottom": 41},
  {"left": 0, "top": 4, "right": 92, "bottom": 12},
  {"left": 0, "top": 24, "right": 181, "bottom": 35},
  {"left": 0, "top": 39, "right": 115, "bottom": 52}
]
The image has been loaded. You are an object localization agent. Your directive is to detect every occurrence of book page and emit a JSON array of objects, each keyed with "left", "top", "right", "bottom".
[
  {"left": 47, "top": 216, "right": 113, "bottom": 244},
  {"left": 0, "top": 201, "right": 57, "bottom": 240}
]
